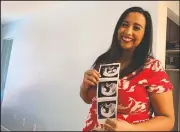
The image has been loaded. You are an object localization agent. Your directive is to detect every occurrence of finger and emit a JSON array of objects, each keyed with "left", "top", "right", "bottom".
[
  {"left": 86, "top": 75, "right": 98, "bottom": 85},
  {"left": 87, "top": 69, "right": 100, "bottom": 78},
  {"left": 93, "top": 69, "right": 101, "bottom": 78},
  {"left": 104, "top": 124, "right": 114, "bottom": 131},
  {"left": 105, "top": 118, "right": 116, "bottom": 128},
  {"left": 86, "top": 70, "right": 100, "bottom": 81},
  {"left": 84, "top": 79, "right": 96, "bottom": 86},
  {"left": 91, "top": 71, "right": 100, "bottom": 82},
  {"left": 85, "top": 70, "right": 94, "bottom": 76}
]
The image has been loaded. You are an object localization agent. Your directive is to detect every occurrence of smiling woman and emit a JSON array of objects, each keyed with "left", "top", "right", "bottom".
[{"left": 80, "top": 6, "right": 175, "bottom": 131}]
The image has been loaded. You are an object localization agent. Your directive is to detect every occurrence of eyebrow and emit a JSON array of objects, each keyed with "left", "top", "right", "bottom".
[
  {"left": 123, "top": 21, "right": 144, "bottom": 28},
  {"left": 134, "top": 23, "right": 144, "bottom": 28}
]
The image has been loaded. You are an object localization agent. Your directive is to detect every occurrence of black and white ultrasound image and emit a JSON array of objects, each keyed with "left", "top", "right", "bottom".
[
  {"left": 97, "top": 81, "right": 117, "bottom": 98},
  {"left": 99, "top": 64, "right": 119, "bottom": 78},
  {"left": 97, "top": 100, "right": 116, "bottom": 119}
]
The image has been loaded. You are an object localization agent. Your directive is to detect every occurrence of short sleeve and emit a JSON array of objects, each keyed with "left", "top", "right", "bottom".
[{"left": 145, "top": 60, "right": 173, "bottom": 93}]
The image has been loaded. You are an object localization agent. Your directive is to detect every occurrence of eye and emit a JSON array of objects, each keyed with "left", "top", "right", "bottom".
[{"left": 133, "top": 26, "right": 140, "bottom": 31}]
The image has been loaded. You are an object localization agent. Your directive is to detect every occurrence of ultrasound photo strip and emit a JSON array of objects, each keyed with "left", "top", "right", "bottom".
[{"left": 96, "top": 63, "right": 120, "bottom": 123}]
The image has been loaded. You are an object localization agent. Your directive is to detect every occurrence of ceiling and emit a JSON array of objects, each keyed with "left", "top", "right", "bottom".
[
  {"left": 2, "top": 1, "right": 179, "bottom": 25},
  {"left": 1, "top": 1, "right": 62, "bottom": 25}
]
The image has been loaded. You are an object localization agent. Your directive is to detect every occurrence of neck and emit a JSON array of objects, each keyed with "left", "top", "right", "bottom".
[
  {"left": 121, "top": 49, "right": 134, "bottom": 62},
  {"left": 117, "top": 49, "right": 134, "bottom": 70}
]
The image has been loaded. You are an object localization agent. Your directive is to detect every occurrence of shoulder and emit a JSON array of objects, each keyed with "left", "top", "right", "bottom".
[
  {"left": 145, "top": 56, "right": 161, "bottom": 65},
  {"left": 144, "top": 56, "right": 165, "bottom": 72}
]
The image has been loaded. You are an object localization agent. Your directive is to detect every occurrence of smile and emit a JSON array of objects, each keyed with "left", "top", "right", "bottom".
[{"left": 121, "top": 36, "right": 133, "bottom": 42}]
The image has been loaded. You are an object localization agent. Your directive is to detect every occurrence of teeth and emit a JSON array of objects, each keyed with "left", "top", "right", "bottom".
[{"left": 122, "top": 37, "right": 132, "bottom": 42}]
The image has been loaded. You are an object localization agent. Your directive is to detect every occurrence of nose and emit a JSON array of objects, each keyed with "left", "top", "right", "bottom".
[{"left": 124, "top": 27, "right": 133, "bottom": 35}]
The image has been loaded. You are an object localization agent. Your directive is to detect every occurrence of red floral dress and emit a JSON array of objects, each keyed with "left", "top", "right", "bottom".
[{"left": 82, "top": 57, "right": 173, "bottom": 131}]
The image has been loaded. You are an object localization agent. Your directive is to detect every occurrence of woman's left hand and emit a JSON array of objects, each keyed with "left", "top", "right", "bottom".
[{"left": 104, "top": 118, "right": 135, "bottom": 131}]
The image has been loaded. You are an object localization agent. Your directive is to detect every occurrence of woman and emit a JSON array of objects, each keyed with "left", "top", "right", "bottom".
[{"left": 80, "top": 7, "right": 174, "bottom": 131}]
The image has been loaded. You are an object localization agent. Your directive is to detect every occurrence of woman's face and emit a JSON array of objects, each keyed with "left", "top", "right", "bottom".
[{"left": 118, "top": 12, "right": 146, "bottom": 51}]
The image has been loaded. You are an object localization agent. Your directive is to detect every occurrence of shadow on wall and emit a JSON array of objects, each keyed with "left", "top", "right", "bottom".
[
  {"left": 1, "top": 84, "right": 48, "bottom": 131},
  {"left": 1, "top": 77, "right": 84, "bottom": 131}
]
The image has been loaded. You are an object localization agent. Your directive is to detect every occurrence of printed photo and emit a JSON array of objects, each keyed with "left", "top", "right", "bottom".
[
  {"left": 97, "top": 100, "right": 116, "bottom": 119},
  {"left": 99, "top": 63, "right": 120, "bottom": 78},
  {"left": 97, "top": 81, "right": 118, "bottom": 98}
]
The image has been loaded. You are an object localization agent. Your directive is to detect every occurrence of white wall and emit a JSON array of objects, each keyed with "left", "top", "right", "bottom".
[
  {"left": 166, "top": 1, "right": 179, "bottom": 18},
  {"left": 1, "top": 1, "right": 161, "bottom": 131},
  {"left": 166, "top": 1, "right": 179, "bottom": 26}
]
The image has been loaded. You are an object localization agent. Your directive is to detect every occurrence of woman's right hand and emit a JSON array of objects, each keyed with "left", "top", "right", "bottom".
[{"left": 82, "top": 69, "right": 101, "bottom": 89}]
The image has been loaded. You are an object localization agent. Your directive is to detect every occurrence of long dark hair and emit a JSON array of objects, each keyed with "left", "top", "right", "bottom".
[{"left": 92, "top": 7, "right": 153, "bottom": 74}]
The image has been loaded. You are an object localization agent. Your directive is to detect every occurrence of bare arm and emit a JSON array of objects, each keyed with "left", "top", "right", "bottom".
[
  {"left": 79, "top": 68, "right": 100, "bottom": 104},
  {"left": 80, "top": 83, "right": 92, "bottom": 104},
  {"left": 133, "top": 91, "right": 175, "bottom": 131}
]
